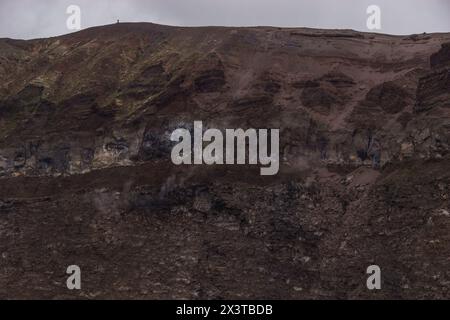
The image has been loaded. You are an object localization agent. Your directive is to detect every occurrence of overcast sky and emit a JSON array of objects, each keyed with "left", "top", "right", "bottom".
[{"left": 1, "top": 0, "right": 449, "bottom": 39}]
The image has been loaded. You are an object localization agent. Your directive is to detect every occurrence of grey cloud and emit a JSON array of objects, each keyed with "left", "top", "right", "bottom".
[{"left": 0, "top": 0, "right": 449, "bottom": 39}]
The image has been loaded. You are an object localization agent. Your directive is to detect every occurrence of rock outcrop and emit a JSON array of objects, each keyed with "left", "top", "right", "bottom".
[{"left": 0, "top": 23, "right": 449, "bottom": 299}]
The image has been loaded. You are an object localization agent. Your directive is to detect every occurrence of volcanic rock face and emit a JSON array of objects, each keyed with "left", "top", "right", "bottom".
[{"left": 0, "top": 23, "right": 449, "bottom": 299}]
